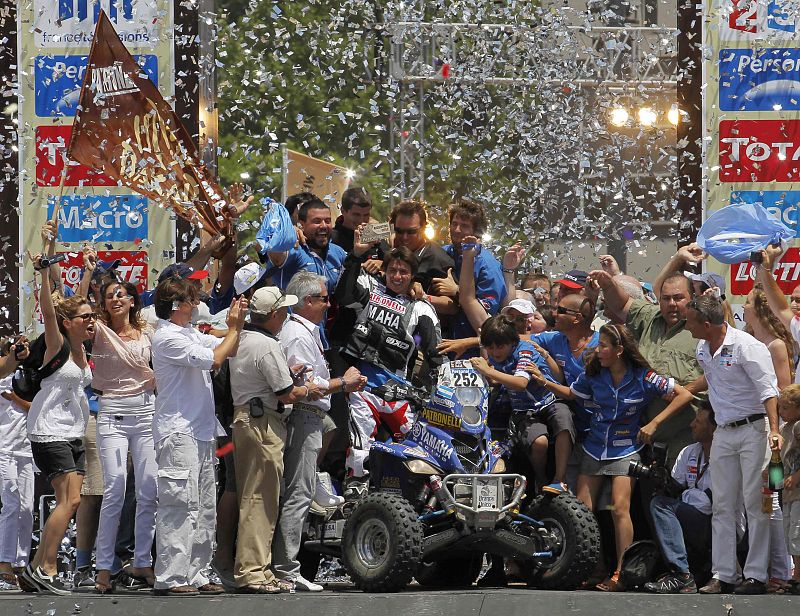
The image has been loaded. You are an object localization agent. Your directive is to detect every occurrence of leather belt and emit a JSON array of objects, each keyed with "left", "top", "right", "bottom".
[
  {"left": 292, "top": 402, "right": 327, "bottom": 420},
  {"left": 718, "top": 413, "right": 765, "bottom": 429}
]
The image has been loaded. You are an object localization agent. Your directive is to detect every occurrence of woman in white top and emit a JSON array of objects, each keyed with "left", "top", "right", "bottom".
[
  {"left": 743, "top": 286, "right": 795, "bottom": 592},
  {"left": 92, "top": 280, "right": 157, "bottom": 593},
  {"left": 24, "top": 222, "right": 95, "bottom": 595}
]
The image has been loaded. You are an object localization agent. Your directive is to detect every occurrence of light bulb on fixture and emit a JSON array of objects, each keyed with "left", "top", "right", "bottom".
[
  {"left": 638, "top": 107, "right": 657, "bottom": 127},
  {"left": 609, "top": 107, "right": 629, "bottom": 127}
]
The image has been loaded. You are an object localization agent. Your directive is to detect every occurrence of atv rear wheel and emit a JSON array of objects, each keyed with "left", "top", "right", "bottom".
[
  {"left": 525, "top": 493, "right": 600, "bottom": 590},
  {"left": 415, "top": 552, "right": 483, "bottom": 588},
  {"left": 341, "top": 493, "right": 423, "bottom": 592}
]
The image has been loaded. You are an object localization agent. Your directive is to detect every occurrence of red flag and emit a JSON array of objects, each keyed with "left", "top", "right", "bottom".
[{"left": 68, "top": 10, "right": 231, "bottom": 240}]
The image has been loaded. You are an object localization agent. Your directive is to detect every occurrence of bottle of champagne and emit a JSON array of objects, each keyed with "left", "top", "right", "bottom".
[{"left": 768, "top": 449, "right": 784, "bottom": 491}]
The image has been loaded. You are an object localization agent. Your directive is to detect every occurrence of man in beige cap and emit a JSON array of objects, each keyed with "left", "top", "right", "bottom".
[{"left": 228, "top": 287, "right": 321, "bottom": 594}]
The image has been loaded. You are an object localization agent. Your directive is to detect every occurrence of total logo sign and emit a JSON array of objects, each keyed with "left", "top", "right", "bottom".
[
  {"left": 719, "top": 120, "right": 800, "bottom": 183},
  {"left": 730, "top": 190, "right": 800, "bottom": 236},
  {"left": 33, "top": 0, "right": 164, "bottom": 49},
  {"left": 35, "top": 54, "right": 157, "bottom": 118},
  {"left": 720, "top": 0, "right": 797, "bottom": 40},
  {"left": 719, "top": 48, "right": 800, "bottom": 112},
  {"left": 47, "top": 195, "right": 149, "bottom": 243},
  {"left": 731, "top": 247, "right": 800, "bottom": 294},
  {"left": 60, "top": 251, "right": 148, "bottom": 295},
  {"left": 36, "top": 125, "right": 116, "bottom": 187}
]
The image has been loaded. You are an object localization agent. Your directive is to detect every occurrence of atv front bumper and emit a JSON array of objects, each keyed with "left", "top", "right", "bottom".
[{"left": 439, "top": 473, "right": 526, "bottom": 531}]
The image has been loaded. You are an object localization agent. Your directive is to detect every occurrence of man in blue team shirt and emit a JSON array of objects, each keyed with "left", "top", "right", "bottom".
[
  {"left": 431, "top": 198, "right": 506, "bottom": 350},
  {"left": 260, "top": 196, "right": 346, "bottom": 296}
]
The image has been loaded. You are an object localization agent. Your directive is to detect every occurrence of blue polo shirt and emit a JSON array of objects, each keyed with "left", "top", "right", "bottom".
[
  {"left": 571, "top": 366, "right": 674, "bottom": 461},
  {"left": 443, "top": 244, "right": 506, "bottom": 347},
  {"left": 487, "top": 340, "right": 556, "bottom": 430},
  {"left": 264, "top": 242, "right": 346, "bottom": 349},
  {"left": 533, "top": 330, "right": 600, "bottom": 437},
  {"left": 264, "top": 242, "right": 346, "bottom": 294}
]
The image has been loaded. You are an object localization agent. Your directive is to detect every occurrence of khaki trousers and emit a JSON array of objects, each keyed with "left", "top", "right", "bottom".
[{"left": 232, "top": 404, "right": 287, "bottom": 586}]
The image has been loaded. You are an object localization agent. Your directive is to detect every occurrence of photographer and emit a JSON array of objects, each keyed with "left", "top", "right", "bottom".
[{"left": 644, "top": 402, "right": 716, "bottom": 594}]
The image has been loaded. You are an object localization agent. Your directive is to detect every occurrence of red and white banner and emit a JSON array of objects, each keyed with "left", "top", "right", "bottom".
[
  {"left": 719, "top": 120, "right": 800, "bottom": 184},
  {"left": 59, "top": 250, "right": 149, "bottom": 295},
  {"left": 730, "top": 247, "right": 800, "bottom": 295}
]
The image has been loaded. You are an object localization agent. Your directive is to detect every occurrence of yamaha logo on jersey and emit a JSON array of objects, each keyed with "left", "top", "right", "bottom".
[{"left": 367, "top": 304, "right": 402, "bottom": 329}]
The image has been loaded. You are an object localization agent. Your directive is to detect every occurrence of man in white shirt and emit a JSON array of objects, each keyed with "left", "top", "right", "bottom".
[
  {"left": 645, "top": 402, "right": 716, "bottom": 594},
  {"left": 685, "top": 295, "right": 783, "bottom": 595},
  {"left": 151, "top": 277, "right": 247, "bottom": 596},
  {"left": 273, "top": 272, "right": 365, "bottom": 591}
]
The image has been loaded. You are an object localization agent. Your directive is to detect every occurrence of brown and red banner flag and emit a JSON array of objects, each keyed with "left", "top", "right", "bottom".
[{"left": 68, "top": 10, "right": 231, "bottom": 239}]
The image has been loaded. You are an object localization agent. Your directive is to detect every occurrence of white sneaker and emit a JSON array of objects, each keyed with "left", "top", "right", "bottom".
[
  {"left": 313, "top": 472, "right": 345, "bottom": 508},
  {"left": 291, "top": 575, "right": 323, "bottom": 592}
]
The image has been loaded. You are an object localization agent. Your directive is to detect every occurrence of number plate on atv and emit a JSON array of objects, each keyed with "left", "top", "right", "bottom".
[
  {"left": 322, "top": 519, "right": 345, "bottom": 539},
  {"left": 477, "top": 482, "right": 498, "bottom": 509}
]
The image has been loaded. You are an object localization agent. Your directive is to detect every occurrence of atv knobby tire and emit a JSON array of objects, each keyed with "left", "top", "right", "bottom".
[
  {"left": 341, "top": 492, "right": 423, "bottom": 592},
  {"left": 526, "top": 493, "right": 600, "bottom": 590},
  {"left": 415, "top": 552, "right": 483, "bottom": 588}
]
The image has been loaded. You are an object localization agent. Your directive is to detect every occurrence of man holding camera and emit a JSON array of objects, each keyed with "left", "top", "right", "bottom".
[
  {"left": 228, "top": 286, "right": 322, "bottom": 594},
  {"left": 644, "top": 403, "right": 716, "bottom": 594}
]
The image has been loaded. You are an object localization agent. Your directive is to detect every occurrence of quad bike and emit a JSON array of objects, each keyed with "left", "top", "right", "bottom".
[{"left": 302, "top": 360, "right": 600, "bottom": 592}]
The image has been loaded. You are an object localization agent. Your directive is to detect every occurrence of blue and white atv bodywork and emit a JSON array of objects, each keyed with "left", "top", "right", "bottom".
[{"left": 307, "top": 361, "right": 600, "bottom": 593}]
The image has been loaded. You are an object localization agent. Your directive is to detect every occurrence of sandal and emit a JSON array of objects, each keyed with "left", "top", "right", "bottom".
[
  {"left": 596, "top": 570, "right": 625, "bottom": 592},
  {"left": 0, "top": 572, "right": 19, "bottom": 591},
  {"left": 275, "top": 579, "right": 294, "bottom": 592},
  {"left": 767, "top": 578, "right": 791, "bottom": 594},
  {"left": 94, "top": 576, "right": 115, "bottom": 595}
]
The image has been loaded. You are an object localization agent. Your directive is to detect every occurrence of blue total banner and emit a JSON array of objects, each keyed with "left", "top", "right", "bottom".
[{"left": 719, "top": 48, "right": 800, "bottom": 112}]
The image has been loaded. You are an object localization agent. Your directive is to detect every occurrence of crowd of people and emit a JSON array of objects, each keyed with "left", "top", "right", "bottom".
[{"left": 1, "top": 187, "right": 799, "bottom": 597}]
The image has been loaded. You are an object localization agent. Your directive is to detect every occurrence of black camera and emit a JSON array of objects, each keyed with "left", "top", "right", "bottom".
[
  {"left": 628, "top": 442, "right": 669, "bottom": 484},
  {"left": 34, "top": 253, "right": 67, "bottom": 271},
  {"left": 750, "top": 251, "right": 763, "bottom": 264}
]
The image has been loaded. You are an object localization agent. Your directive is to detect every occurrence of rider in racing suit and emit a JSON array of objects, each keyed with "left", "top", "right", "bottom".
[{"left": 335, "top": 237, "right": 443, "bottom": 486}]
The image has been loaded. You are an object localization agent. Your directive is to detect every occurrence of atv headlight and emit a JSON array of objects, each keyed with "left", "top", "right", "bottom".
[
  {"left": 455, "top": 387, "right": 481, "bottom": 407},
  {"left": 461, "top": 405, "right": 481, "bottom": 426}
]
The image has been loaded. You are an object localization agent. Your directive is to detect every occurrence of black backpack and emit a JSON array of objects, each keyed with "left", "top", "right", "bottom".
[{"left": 12, "top": 335, "right": 72, "bottom": 402}]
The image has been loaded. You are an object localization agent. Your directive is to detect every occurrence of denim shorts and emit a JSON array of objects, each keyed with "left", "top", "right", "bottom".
[{"left": 30, "top": 439, "right": 86, "bottom": 481}]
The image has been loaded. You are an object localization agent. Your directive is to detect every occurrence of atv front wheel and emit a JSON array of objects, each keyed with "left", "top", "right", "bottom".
[
  {"left": 525, "top": 493, "right": 600, "bottom": 590},
  {"left": 341, "top": 493, "right": 423, "bottom": 592}
]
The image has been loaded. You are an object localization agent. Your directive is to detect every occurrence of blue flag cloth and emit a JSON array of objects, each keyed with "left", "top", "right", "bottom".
[
  {"left": 256, "top": 197, "right": 297, "bottom": 254},
  {"left": 697, "top": 203, "right": 794, "bottom": 264}
]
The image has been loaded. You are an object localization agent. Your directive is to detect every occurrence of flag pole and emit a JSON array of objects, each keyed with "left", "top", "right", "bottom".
[{"left": 281, "top": 143, "right": 288, "bottom": 203}]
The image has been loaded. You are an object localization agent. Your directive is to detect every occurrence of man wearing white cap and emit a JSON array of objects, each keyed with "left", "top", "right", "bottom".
[
  {"left": 501, "top": 298, "right": 546, "bottom": 335},
  {"left": 228, "top": 286, "right": 321, "bottom": 594}
]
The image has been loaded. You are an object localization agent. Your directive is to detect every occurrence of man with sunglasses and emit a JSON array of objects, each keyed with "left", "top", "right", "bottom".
[{"left": 272, "top": 272, "right": 366, "bottom": 591}]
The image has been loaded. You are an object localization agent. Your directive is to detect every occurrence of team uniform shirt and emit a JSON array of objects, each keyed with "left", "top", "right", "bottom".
[
  {"left": 279, "top": 314, "right": 332, "bottom": 414},
  {"left": 336, "top": 254, "right": 442, "bottom": 389},
  {"left": 695, "top": 326, "right": 779, "bottom": 426},
  {"left": 489, "top": 340, "right": 557, "bottom": 412},
  {"left": 571, "top": 366, "right": 674, "bottom": 461},
  {"left": 443, "top": 244, "right": 506, "bottom": 344},
  {"left": 264, "top": 242, "right": 346, "bottom": 349},
  {"left": 533, "top": 330, "right": 600, "bottom": 435},
  {"left": 0, "top": 375, "right": 31, "bottom": 458},
  {"left": 151, "top": 319, "right": 223, "bottom": 443},
  {"left": 671, "top": 441, "right": 712, "bottom": 515}
]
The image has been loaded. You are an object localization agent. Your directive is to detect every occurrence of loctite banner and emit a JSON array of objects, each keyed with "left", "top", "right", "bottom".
[
  {"left": 16, "top": 0, "right": 175, "bottom": 333},
  {"left": 70, "top": 11, "right": 232, "bottom": 239},
  {"left": 703, "top": 0, "right": 800, "bottom": 300}
]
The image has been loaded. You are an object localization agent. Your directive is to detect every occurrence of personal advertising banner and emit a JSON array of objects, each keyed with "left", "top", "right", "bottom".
[
  {"left": 16, "top": 0, "right": 175, "bottom": 333},
  {"left": 703, "top": 0, "right": 800, "bottom": 299}
]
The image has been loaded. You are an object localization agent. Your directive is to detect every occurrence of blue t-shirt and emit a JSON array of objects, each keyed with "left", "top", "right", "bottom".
[
  {"left": 533, "top": 330, "right": 600, "bottom": 437},
  {"left": 571, "top": 366, "right": 673, "bottom": 461},
  {"left": 487, "top": 340, "right": 556, "bottom": 430},
  {"left": 265, "top": 242, "right": 346, "bottom": 294},
  {"left": 443, "top": 245, "right": 506, "bottom": 348}
]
